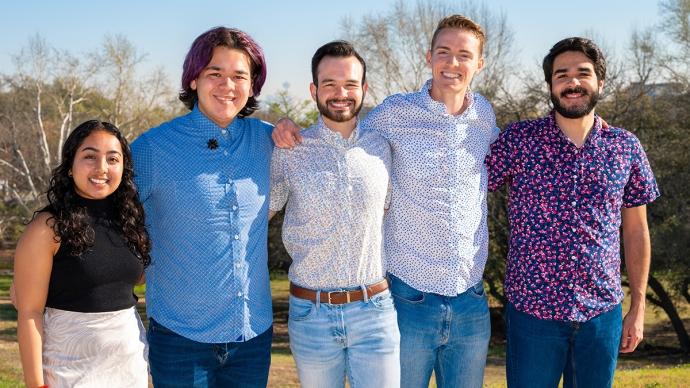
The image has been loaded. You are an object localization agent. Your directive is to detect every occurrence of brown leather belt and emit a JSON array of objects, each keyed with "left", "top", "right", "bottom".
[{"left": 289, "top": 279, "right": 389, "bottom": 305}]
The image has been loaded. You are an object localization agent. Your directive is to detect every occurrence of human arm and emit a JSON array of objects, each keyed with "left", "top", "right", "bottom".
[
  {"left": 14, "top": 212, "right": 59, "bottom": 387},
  {"left": 269, "top": 148, "right": 289, "bottom": 218},
  {"left": 130, "top": 134, "right": 153, "bottom": 203},
  {"left": 272, "top": 118, "right": 303, "bottom": 149},
  {"left": 485, "top": 124, "right": 518, "bottom": 192},
  {"left": 619, "top": 205, "right": 651, "bottom": 353}
]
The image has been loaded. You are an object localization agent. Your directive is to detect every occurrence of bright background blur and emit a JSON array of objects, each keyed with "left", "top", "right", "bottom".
[{"left": 2, "top": 0, "right": 660, "bottom": 101}]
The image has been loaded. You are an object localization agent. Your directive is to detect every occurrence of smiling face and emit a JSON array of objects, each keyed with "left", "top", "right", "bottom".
[
  {"left": 191, "top": 46, "right": 253, "bottom": 128},
  {"left": 310, "top": 55, "right": 367, "bottom": 125},
  {"left": 427, "top": 28, "right": 484, "bottom": 97},
  {"left": 70, "top": 130, "right": 124, "bottom": 200},
  {"left": 549, "top": 50, "right": 604, "bottom": 119}
]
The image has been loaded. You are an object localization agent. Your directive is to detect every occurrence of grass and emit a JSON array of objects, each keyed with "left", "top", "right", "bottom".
[{"left": 0, "top": 249, "right": 688, "bottom": 386}]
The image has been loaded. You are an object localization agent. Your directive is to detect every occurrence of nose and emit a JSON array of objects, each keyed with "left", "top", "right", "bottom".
[
  {"left": 566, "top": 77, "right": 582, "bottom": 86},
  {"left": 217, "top": 76, "right": 234, "bottom": 89},
  {"left": 334, "top": 86, "right": 348, "bottom": 97},
  {"left": 97, "top": 157, "right": 109, "bottom": 173}
]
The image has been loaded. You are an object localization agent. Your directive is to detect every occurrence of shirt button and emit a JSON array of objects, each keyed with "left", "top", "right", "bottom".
[
  {"left": 348, "top": 185, "right": 353, "bottom": 191},
  {"left": 223, "top": 150, "right": 228, "bottom": 156},
  {"left": 232, "top": 205, "right": 238, "bottom": 211},
  {"left": 571, "top": 201, "right": 577, "bottom": 206},
  {"left": 234, "top": 234, "right": 240, "bottom": 240},
  {"left": 222, "top": 129, "right": 227, "bottom": 135},
  {"left": 235, "top": 262, "right": 242, "bottom": 268},
  {"left": 571, "top": 255, "right": 576, "bottom": 260},
  {"left": 237, "top": 291, "right": 243, "bottom": 297}
]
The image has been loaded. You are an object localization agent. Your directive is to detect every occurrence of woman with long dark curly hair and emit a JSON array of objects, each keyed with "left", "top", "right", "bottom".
[{"left": 14, "top": 120, "right": 150, "bottom": 387}]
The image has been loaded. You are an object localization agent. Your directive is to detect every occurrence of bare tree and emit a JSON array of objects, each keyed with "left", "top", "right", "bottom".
[
  {"left": 91, "top": 35, "right": 176, "bottom": 138},
  {"left": 0, "top": 34, "right": 178, "bottom": 226},
  {"left": 341, "top": 0, "right": 515, "bottom": 104},
  {"left": 658, "top": 0, "right": 690, "bottom": 87}
]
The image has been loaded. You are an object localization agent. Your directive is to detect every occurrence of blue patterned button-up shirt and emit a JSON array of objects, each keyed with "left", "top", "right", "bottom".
[
  {"left": 363, "top": 80, "right": 499, "bottom": 296},
  {"left": 131, "top": 106, "right": 274, "bottom": 343}
]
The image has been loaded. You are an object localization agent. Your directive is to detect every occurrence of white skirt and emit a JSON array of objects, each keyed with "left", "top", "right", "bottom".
[{"left": 42, "top": 306, "right": 149, "bottom": 388}]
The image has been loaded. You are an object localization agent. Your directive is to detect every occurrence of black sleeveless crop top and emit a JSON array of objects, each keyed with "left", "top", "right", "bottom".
[{"left": 45, "top": 196, "right": 144, "bottom": 312}]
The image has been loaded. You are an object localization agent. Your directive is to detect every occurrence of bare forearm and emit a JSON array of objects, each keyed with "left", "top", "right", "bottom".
[
  {"left": 623, "top": 224, "right": 651, "bottom": 311},
  {"left": 17, "top": 312, "right": 45, "bottom": 387}
]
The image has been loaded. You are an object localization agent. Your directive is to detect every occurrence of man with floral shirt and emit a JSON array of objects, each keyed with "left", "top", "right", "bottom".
[{"left": 487, "top": 37, "right": 659, "bottom": 387}]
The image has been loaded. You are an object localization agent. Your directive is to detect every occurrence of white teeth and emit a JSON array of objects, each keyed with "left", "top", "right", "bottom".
[
  {"left": 441, "top": 72, "right": 460, "bottom": 79},
  {"left": 89, "top": 178, "right": 107, "bottom": 184}
]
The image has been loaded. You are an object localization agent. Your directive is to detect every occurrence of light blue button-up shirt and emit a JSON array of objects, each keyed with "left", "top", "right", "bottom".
[
  {"left": 131, "top": 106, "right": 274, "bottom": 343},
  {"left": 363, "top": 80, "right": 499, "bottom": 296}
]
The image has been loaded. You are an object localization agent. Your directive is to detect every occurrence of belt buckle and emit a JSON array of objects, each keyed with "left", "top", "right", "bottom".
[{"left": 326, "top": 290, "right": 350, "bottom": 304}]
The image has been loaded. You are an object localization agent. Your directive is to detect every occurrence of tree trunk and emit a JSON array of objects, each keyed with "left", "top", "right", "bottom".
[
  {"left": 647, "top": 274, "right": 690, "bottom": 353},
  {"left": 682, "top": 277, "right": 690, "bottom": 306}
]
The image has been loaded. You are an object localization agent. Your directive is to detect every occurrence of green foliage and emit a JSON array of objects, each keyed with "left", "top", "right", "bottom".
[{"left": 264, "top": 83, "right": 318, "bottom": 129}]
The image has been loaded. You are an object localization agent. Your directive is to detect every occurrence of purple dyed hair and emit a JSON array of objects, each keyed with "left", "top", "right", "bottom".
[{"left": 179, "top": 26, "right": 267, "bottom": 117}]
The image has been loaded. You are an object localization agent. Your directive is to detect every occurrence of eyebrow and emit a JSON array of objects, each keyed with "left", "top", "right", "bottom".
[
  {"left": 204, "top": 65, "right": 249, "bottom": 75},
  {"left": 320, "top": 78, "right": 361, "bottom": 84},
  {"left": 434, "top": 45, "right": 473, "bottom": 54},
  {"left": 554, "top": 66, "right": 593, "bottom": 75},
  {"left": 79, "top": 147, "right": 122, "bottom": 155}
]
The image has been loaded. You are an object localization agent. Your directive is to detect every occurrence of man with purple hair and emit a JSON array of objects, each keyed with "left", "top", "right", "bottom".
[{"left": 131, "top": 27, "right": 274, "bottom": 387}]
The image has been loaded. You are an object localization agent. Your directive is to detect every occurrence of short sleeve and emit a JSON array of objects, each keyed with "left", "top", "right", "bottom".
[
  {"left": 622, "top": 137, "right": 660, "bottom": 207},
  {"left": 269, "top": 148, "right": 289, "bottom": 212},
  {"left": 486, "top": 124, "right": 519, "bottom": 192},
  {"left": 130, "top": 133, "right": 153, "bottom": 203}
]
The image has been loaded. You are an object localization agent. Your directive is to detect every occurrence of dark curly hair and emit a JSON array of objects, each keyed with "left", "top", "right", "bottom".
[{"left": 42, "top": 120, "right": 151, "bottom": 266}]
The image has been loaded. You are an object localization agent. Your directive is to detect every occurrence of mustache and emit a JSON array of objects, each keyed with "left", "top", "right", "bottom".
[
  {"left": 326, "top": 98, "right": 356, "bottom": 105},
  {"left": 560, "top": 86, "right": 589, "bottom": 97}
]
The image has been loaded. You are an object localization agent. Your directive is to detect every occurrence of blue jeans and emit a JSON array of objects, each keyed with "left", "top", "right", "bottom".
[
  {"left": 147, "top": 319, "right": 272, "bottom": 387},
  {"left": 389, "top": 274, "right": 490, "bottom": 388},
  {"left": 288, "top": 287, "right": 400, "bottom": 388},
  {"left": 506, "top": 302, "right": 622, "bottom": 388}
]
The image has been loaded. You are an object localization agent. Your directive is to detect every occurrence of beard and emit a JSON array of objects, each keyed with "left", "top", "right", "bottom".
[
  {"left": 316, "top": 96, "right": 363, "bottom": 123},
  {"left": 550, "top": 86, "right": 599, "bottom": 119}
]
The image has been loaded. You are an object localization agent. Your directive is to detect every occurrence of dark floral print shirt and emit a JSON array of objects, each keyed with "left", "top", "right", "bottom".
[{"left": 487, "top": 112, "right": 660, "bottom": 322}]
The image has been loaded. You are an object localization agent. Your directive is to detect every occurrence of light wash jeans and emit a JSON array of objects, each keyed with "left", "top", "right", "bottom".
[
  {"left": 506, "top": 302, "right": 623, "bottom": 388},
  {"left": 388, "top": 273, "right": 490, "bottom": 388},
  {"left": 288, "top": 287, "right": 400, "bottom": 388}
]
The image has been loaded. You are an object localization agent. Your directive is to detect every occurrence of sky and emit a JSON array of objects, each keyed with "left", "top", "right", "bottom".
[{"left": 2, "top": 0, "right": 663, "bottom": 102}]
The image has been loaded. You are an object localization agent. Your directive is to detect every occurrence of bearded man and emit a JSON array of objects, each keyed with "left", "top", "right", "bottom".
[{"left": 486, "top": 37, "right": 660, "bottom": 388}]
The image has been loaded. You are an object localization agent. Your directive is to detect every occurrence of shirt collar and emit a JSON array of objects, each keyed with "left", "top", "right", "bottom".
[
  {"left": 188, "top": 104, "right": 243, "bottom": 137},
  {"left": 415, "top": 79, "right": 475, "bottom": 116},
  {"left": 547, "top": 110, "right": 605, "bottom": 147},
  {"left": 314, "top": 116, "right": 360, "bottom": 148}
]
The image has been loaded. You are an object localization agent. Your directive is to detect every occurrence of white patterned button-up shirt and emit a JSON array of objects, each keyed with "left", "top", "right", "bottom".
[
  {"left": 363, "top": 79, "right": 499, "bottom": 296},
  {"left": 270, "top": 117, "right": 391, "bottom": 289}
]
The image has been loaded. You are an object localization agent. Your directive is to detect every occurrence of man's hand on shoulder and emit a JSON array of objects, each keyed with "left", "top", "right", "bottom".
[
  {"left": 601, "top": 117, "right": 610, "bottom": 129},
  {"left": 273, "top": 118, "right": 303, "bottom": 149}
]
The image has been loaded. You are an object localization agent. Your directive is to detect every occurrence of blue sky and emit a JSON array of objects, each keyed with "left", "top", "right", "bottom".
[{"left": 3, "top": 0, "right": 662, "bottom": 102}]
